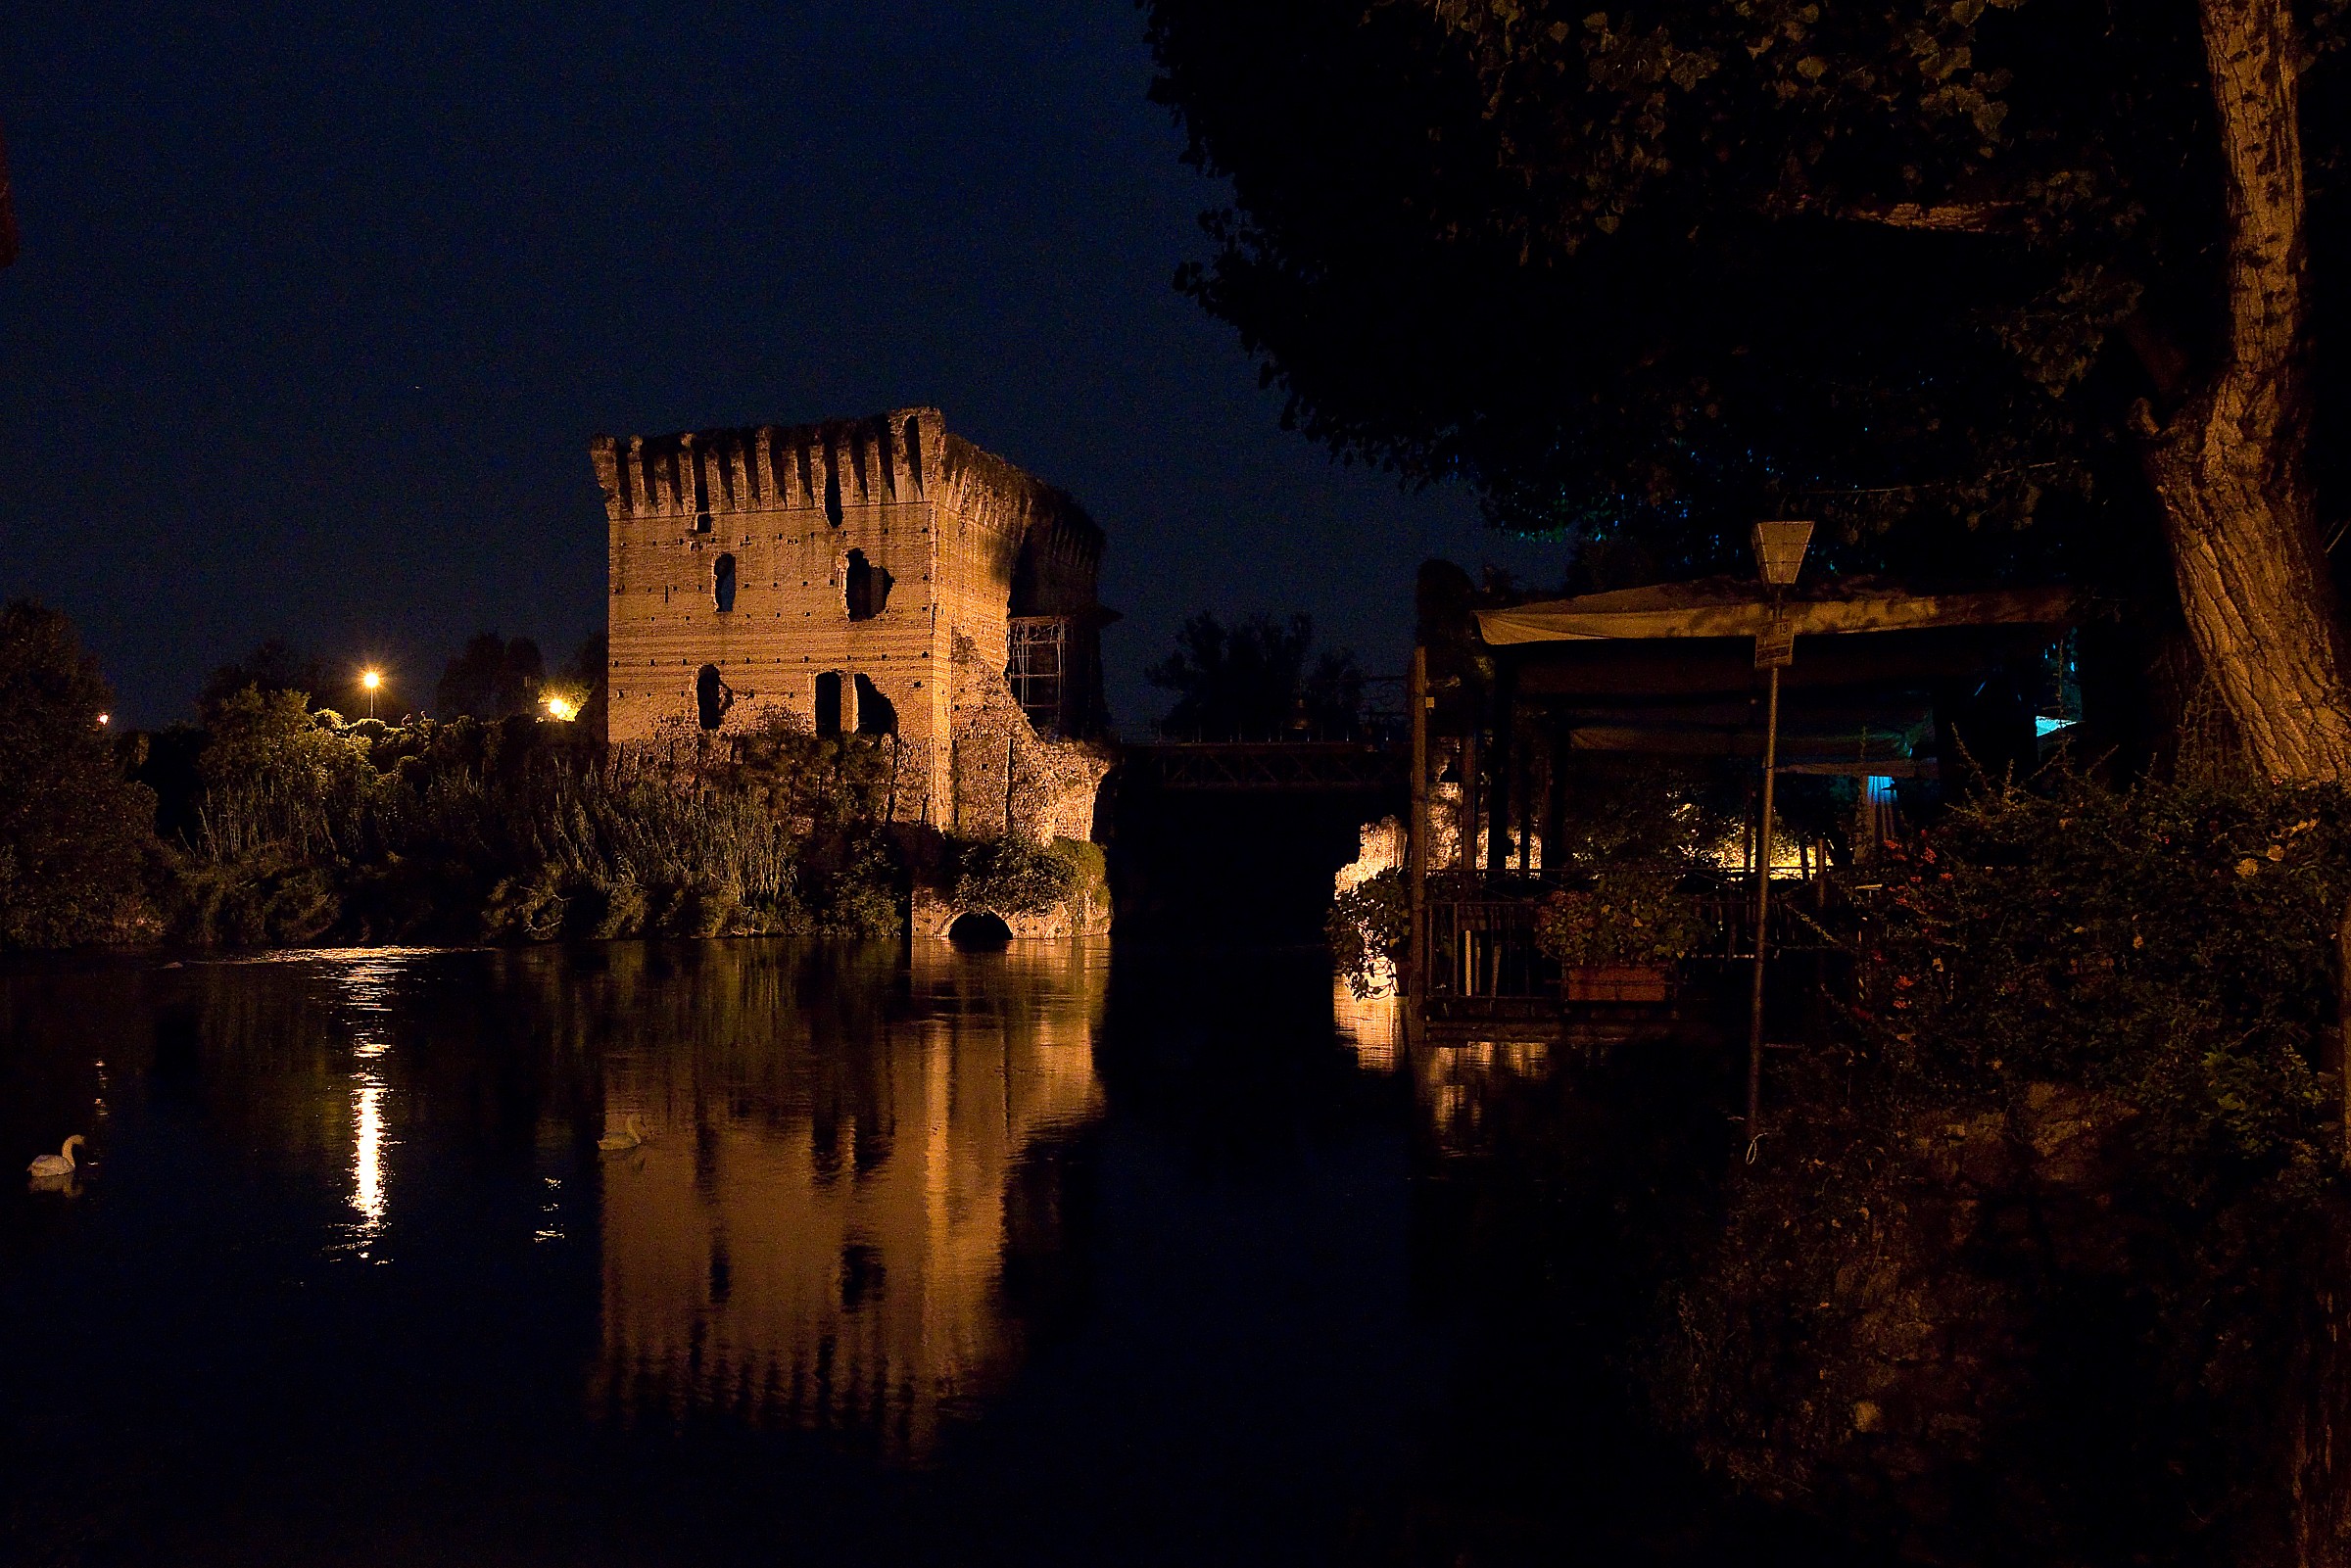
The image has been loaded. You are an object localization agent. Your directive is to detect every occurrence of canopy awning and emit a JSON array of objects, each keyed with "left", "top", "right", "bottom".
[{"left": 1476, "top": 575, "right": 2076, "bottom": 646}]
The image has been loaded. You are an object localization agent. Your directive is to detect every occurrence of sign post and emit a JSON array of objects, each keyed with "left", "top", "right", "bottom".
[{"left": 1746, "top": 522, "right": 1812, "bottom": 1153}]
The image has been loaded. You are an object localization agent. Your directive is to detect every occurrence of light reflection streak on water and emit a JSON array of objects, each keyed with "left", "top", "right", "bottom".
[
  {"left": 1333, "top": 979, "right": 1404, "bottom": 1072},
  {"left": 335, "top": 956, "right": 408, "bottom": 1252}
]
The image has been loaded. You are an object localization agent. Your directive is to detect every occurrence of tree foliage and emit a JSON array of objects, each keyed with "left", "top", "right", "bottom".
[
  {"left": 436, "top": 631, "right": 548, "bottom": 720},
  {"left": 1148, "top": 610, "right": 1366, "bottom": 738},
  {"left": 0, "top": 600, "right": 157, "bottom": 947},
  {"left": 198, "top": 638, "right": 328, "bottom": 718},
  {"left": 1138, "top": 0, "right": 2351, "bottom": 575}
]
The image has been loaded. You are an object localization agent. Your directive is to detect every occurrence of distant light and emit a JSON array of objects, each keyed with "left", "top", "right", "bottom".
[
  {"left": 96, "top": 712, "right": 110, "bottom": 728},
  {"left": 544, "top": 695, "right": 579, "bottom": 722},
  {"left": 360, "top": 670, "right": 382, "bottom": 690}
]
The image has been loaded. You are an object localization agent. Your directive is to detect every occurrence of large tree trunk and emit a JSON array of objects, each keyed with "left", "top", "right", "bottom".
[{"left": 2141, "top": 0, "right": 2351, "bottom": 781}]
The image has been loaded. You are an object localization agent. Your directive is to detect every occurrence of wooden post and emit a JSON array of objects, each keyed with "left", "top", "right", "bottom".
[
  {"left": 1747, "top": 663, "right": 1783, "bottom": 1143},
  {"left": 1460, "top": 723, "right": 1480, "bottom": 881},
  {"left": 1486, "top": 660, "right": 1515, "bottom": 880},
  {"left": 1515, "top": 735, "right": 1533, "bottom": 877},
  {"left": 1409, "top": 646, "right": 1429, "bottom": 1005},
  {"left": 1545, "top": 727, "right": 1567, "bottom": 882}
]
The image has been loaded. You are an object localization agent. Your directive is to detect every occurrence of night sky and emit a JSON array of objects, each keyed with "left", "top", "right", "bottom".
[{"left": 0, "top": 0, "right": 1560, "bottom": 733}]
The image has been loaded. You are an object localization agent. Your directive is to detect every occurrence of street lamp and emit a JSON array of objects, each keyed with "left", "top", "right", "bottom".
[
  {"left": 543, "top": 693, "right": 578, "bottom": 722},
  {"left": 1747, "top": 520, "right": 1813, "bottom": 1151},
  {"left": 360, "top": 669, "right": 382, "bottom": 721}
]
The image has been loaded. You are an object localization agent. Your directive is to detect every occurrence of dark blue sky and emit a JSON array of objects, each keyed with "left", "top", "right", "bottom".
[{"left": 0, "top": 0, "right": 1559, "bottom": 731}]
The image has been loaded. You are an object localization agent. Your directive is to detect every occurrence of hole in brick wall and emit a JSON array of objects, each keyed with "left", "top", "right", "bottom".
[
  {"left": 853, "top": 675, "right": 896, "bottom": 736},
  {"left": 815, "top": 671, "right": 844, "bottom": 737},
  {"left": 696, "top": 664, "right": 732, "bottom": 731},
  {"left": 825, "top": 458, "right": 843, "bottom": 528},
  {"left": 903, "top": 416, "right": 923, "bottom": 490},
  {"left": 713, "top": 553, "right": 737, "bottom": 612},
  {"left": 691, "top": 450, "right": 709, "bottom": 512},
  {"left": 695, "top": 511, "right": 712, "bottom": 535},
  {"left": 844, "top": 550, "right": 891, "bottom": 620}
]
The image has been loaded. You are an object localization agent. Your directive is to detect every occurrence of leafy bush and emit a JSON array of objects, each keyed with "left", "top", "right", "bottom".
[
  {"left": 948, "top": 835, "right": 1082, "bottom": 916},
  {"left": 1327, "top": 868, "right": 1410, "bottom": 997},
  {"left": 1857, "top": 769, "right": 2347, "bottom": 1203},
  {"left": 158, "top": 703, "right": 919, "bottom": 945},
  {"left": 1546, "top": 757, "right": 1751, "bottom": 879},
  {"left": 1661, "top": 767, "right": 2351, "bottom": 1561},
  {"left": 1534, "top": 870, "right": 1713, "bottom": 967}
]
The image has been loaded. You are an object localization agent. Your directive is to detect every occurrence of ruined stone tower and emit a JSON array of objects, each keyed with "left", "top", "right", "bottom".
[{"left": 591, "top": 408, "right": 1112, "bottom": 837}]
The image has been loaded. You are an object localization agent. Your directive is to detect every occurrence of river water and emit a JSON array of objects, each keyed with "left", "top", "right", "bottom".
[{"left": 0, "top": 941, "right": 1857, "bottom": 1567}]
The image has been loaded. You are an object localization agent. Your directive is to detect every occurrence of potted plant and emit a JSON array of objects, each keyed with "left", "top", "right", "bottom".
[{"left": 1533, "top": 870, "right": 1709, "bottom": 1003}]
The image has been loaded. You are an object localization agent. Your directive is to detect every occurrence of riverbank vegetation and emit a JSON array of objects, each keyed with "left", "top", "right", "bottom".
[
  {"left": 1652, "top": 768, "right": 2351, "bottom": 1562},
  {"left": 0, "top": 601, "right": 1086, "bottom": 952}
]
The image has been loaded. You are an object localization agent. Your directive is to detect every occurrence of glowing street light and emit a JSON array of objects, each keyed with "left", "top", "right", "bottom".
[
  {"left": 95, "top": 712, "right": 110, "bottom": 728},
  {"left": 544, "top": 694, "right": 579, "bottom": 722},
  {"left": 360, "top": 669, "right": 382, "bottom": 721}
]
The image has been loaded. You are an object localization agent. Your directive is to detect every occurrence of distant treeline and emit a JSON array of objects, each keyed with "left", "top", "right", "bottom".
[{"left": 0, "top": 600, "right": 1091, "bottom": 950}]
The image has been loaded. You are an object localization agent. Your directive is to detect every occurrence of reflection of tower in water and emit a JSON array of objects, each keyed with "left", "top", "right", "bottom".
[{"left": 592, "top": 941, "right": 1106, "bottom": 1460}]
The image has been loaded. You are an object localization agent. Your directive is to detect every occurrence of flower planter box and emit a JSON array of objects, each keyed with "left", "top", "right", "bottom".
[{"left": 1562, "top": 964, "right": 1672, "bottom": 1004}]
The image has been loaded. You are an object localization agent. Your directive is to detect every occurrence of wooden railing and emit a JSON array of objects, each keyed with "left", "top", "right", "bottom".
[{"left": 1419, "top": 879, "right": 1863, "bottom": 1008}]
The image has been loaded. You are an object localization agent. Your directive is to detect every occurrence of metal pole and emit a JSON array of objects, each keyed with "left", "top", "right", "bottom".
[
  {"left": 1409, "top": 647, "right": 1428, "bottom": 1005},
  {"left": 1746, "top": 662, "right": 1782, "bottom": 1139}
]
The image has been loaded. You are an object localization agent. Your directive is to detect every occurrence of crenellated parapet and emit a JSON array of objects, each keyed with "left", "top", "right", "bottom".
[
  {"left": 591, "top": 408, "right": 944, "bottom": 524},
  {"left": 933, "top": 433, "right": 1102, "bottom": 557}
]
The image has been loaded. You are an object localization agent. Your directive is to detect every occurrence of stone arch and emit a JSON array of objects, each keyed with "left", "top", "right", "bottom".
[{"left": 947, "top": 911, "right": 1013, "bottom": 948}]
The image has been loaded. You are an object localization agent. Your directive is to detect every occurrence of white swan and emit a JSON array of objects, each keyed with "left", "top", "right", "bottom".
[
  {"left": 27, "top": 1135, "right": 84, "bottom": 1180},
  {"left": 598, "top": 1116, "right": 647, "bottom": 1154}
]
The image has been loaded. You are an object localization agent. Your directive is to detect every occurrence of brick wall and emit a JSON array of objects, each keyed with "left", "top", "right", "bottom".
[{"left": 592, "top": 407, "right": 1108, "bottom": 836}]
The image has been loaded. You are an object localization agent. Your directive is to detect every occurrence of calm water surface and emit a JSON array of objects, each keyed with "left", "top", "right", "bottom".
[{"left": 0, "top": 941, "right": 1850, "bottom": 1567}]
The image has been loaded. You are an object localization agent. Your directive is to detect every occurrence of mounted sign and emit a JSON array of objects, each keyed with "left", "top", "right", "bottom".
[{"left": 1753, "top": 614, "right": 1795, "bottom": 669}]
